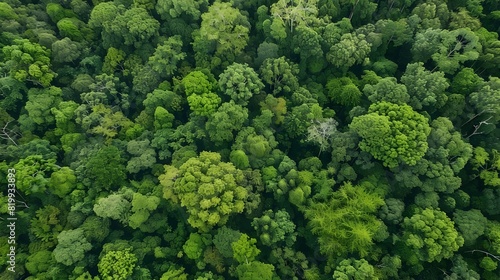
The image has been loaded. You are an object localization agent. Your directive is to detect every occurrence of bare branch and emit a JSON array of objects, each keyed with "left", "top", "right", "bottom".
[
  {"left": 467, "top": 250, "right": 500, "bottom": 262},
  {"left": 0, "top": 121, "right": 19, "bottom": 146}
]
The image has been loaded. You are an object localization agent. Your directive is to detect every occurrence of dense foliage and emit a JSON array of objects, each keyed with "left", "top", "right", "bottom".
[{"left": 0, "top": 0, "right": 499, "bottom": 279}]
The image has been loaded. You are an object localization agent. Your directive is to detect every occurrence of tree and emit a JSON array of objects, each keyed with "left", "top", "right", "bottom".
[
  {"left": 82, "top": 145, "right": 126, "bottom": 191},
  {"left": 30, "top": 205, "right": 64, "bottom": 243},
  {"left": 252, "top": 209, "right": 297, "bottom": 247},
  {"left": 443, "top": 255, "right": 480, "bottom": 280},
  {"left": 260, "top": 57, "right": 300, "bottom": 95},
  {"left": 213, "top": 226, "right": 242, "bottom": 258},
  {"left": 292, "top": 24, "right": 324, "bottom": 72},
  {"left": 2, "top": 39, "right": 55, "bottom": 87},
  {"left": 193, "top": 2, "right": 250, "bottom": 69},
  {"left": 255, "top": 42, "right": 279, "bottom": 67},
  {"left": 326, "top": 33, "right": 372, "bottom": 72},
  {"left": 401, "top": 208, "right": 464, "bottom": 264},
  {"left": 333, "top": 258, "right": 378, "bottom": 280},
  {"left": 148, "top": 36, "right": 186, "bottom": 78},
  {"left": 46, "top": 3, "right": 76, "bottom": 23},
  {"left": 379, "top": 198, "right": 405, "bottom": 226},
  {"left": 98, "top": 249, "right": 138, "bottom": 280},
  {"left": 180, "top": 71, "right": 221, "bottom": 117},
  {"left": 102, "top": 47, "right": 126, "bottom": 74},
  {"left": 81, "top": 215, "right": 110, "bottom": 243},
  {"left": 259, "top": 95, "right": 287, "bottom": 125},
  {"left": 218, "top": 63, "right": 264, "bottom": 106},
  {"left": 93, "top": 193, "right": 131, "bottom": 223},
  {"left": 183, "top": 233, "right": 210, "bottom": 260},
  {"left": 0, "top": 2, "right": 18, "bottom": 20},
  {"left": 14, "top": 155, "right": 58, "bottom": 195},
  {"left": 400, "top": 62, "right": 449, "bottom": 110},
  {"left": 350, "top": 102, "right": 431, "bottom": 168},
  {"left": 470, "top": 147, "right": 500, "bottom": 188},
  {"left": 205, "top": 101, "right": 248, "bottom": 144},
  {"left": 469, "top": 77, "right": 500, "bottom": 125},
  {"left": 56, "top": 18, "right": 89, "bottom": 42},
  {"left": 284, "top": 103, "right": 323, "bottom": 140},
  {"left": 232, "top": 127, "right": 278, "bottom": 169},
  {"left": 326, "top": 77, "right": 362, "bottom": 107},
  {"left": 453, "top": 209, "right": 488, "bottom": 246},
  {"left": 51, "top": 38, "right": 81, "bottom": 63},
  {"left": 76, "top": 104, "right": 134, "bottom": 141},
  {"left": 53, "top": 229, "right": 92, "bottom": 266},
  {"left": 363, "top": 77, "right": 410, "bottom": 105},
  {"left": 412, "top": 28, "right": 481, "bottom": 74},
  {"left": 450, "top": 67, "right": 484, "bottom": 95},
  {"left": 48, "top": 167, "right": 76, "bottom": 198},
  {"left": 231, "top": 233, "right": 260, "bottom": 264},
  {"left": 304, "top": 182, "right": 385, "bottom": 258},
  {"left": 418, "top": 117, "right": 473, "bottom": 192},
  {"left": 156, "top": 0, "right": 208, "bottom": 20},
  {"left": 160, "top": 152, "right": 248, "bottom": 232},
  {"left": 128, "top": 192, "right": 160, "bottom": 229},
  {"left": 411, "top": 1, "right": 450, "bottom": 30},
  {"left": 235, "top": 261, "right": 275, "bottom": 280},
  {"left": 25, "top": 250, "right": 54, "bottom": 276},
  {"left": 126, "top": 139, "right": 157, "bottom": 174},
  {"left": 25, "top": 86, "right": 62, "bottom": 127},
  {"left": 306, "top": 118, "right": 338, "bottom": 155},
  {"left": 268, "top": 0, "right": 323, "bottom": 37},
  {"left": 109, "top": 7, "right": 160, "bottom": 47}
]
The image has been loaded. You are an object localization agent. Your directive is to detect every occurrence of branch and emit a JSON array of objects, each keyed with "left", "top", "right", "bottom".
[
  {"left": 467, "top": 250, "right": 500, "bottom": 262},
  {"left": 1, "top": 121, "right": 18, "bottom": 146},
  {"left": 465, "top": 116, "right": 493, "bottom": 139}
]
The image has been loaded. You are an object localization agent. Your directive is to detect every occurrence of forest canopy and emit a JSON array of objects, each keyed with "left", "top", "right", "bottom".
[{"left": 0, "top": 0, "right": 499, "bottom": 279}]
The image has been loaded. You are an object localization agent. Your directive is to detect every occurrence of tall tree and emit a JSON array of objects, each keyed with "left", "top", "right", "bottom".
[
  {"left": 350, "top": 102, "right": 431, "bottom": 168},
  {"left": 193, "top": 2, "right": 250, "bottom": 69},
  {"left": 160, "top": 152, "right": 248, "bottom": 232}
]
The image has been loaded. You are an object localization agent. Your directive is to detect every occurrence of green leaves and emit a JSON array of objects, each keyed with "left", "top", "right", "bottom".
[
  {"left": 402, "top": 208, "right": 464, "bottom": 263},
  {"left": 326, "top": 33, "right": 372, "bottom": 71},
  {"left": 98, "top": 249, "right": 138, "bottom": 280},
  {"left": 333, "top": 258, "right": 378, "bottom": 280},
  {"left": 156, "top": 0, "right": 208, "bottom": 20},
  {"left": 193, "top": 2, "right": 250, "bottom": 69},
  {"left": 350, "top": 102, "right": 431, "bottom": 168},
  {"left": 148, "top": 36, "right": 186, "bottom": 78},
  {"left": 53, "top": 229, "right": 92, "bottom": 266},
  {"left": 162, "top": 152, "right": 248, "bottom": 232},
  {"left": 401, "top": 62, "right": 449, "bottom": 110},
  {"left": 206, "top": 101, "right": 248, "bottom": 144},
  {"left": 252, "top": 209, "right": 297, "bottom": 247},
  {"left": 219, "top": 63, "right": 264, "bottom": 106},
  {"left": 2, "top": 39, "right": 55, "bottom": 87},
  {"left": 304, "top": 182, "right": 385, "bottom": 258},
  {"left": 231, "top": 234, "right": 260, "bottom": 264}
]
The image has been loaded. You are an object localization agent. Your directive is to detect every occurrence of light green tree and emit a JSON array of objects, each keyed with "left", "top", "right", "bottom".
[
  {"left": 160, "top": 152, "right": 248, "bottom": 232},
  {"left": 2, "top": 39, "right": 55, "bottom": 86},
  {"left": 350, "top": 102, "right": 431, "bottom": 168},
  {"left": 304, "top": 182, "right": 385, "bottom": 258},
  {"left": 193, "top": 2, "right": 250, "bottom": 69},
  {"left": 98, "top": 249, "right": 138, "bottom": 280},
  {"left": 333, "top": 258, "right": 378, "bottom": 280},
  {"left": 401, "top": 208, "right": 464, "bottom": 263},
  {"left": 231, "top": 233, "right": 260, "bottom": 264}
]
